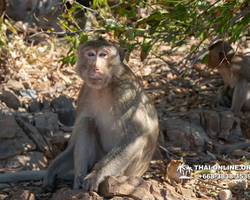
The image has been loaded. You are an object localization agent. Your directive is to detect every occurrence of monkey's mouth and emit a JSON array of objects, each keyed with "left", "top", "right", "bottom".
[{"left": 89, "top": 77, "right": 104, "bottom": 84}]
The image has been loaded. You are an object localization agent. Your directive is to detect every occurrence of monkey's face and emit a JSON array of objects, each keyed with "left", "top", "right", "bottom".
[
  {"left": 75, "top": 45, "right": 122, "bottom": 89},
  {"left": 207, "top": 49, "right": 221, "bottom": 69}
]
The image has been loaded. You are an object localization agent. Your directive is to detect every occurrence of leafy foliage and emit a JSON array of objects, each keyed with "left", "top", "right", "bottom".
[
  {"left": 1, "top": 0, "right": 250, "bottom": 69},
  {"left": 57, "top": 0, "right": 250, "bottom": 67}
]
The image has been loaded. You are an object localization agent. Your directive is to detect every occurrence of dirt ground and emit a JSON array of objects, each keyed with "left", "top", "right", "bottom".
[{"left": 1, "top": 28, "right": 250, "bottom": 199}]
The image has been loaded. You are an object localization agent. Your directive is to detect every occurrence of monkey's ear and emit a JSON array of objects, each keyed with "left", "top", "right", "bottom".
[{"left": 119, "top": 48, "right": 127, "bottom": 62}]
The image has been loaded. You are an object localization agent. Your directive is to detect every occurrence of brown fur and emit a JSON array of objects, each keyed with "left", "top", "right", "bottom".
[
  {"left": 42, "top": 38, "right": 159, "bottom": 192},
  {"left": 207, "top": 41, "right": 250, "bottom": 115}
]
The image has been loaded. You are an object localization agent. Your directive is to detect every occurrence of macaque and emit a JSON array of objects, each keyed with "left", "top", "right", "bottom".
[
  {"left": 207, "top": 41, "right": 250, "bottom": 115},
  {"left": 42, "top": 37, "right": 159, "bottom": 192}
]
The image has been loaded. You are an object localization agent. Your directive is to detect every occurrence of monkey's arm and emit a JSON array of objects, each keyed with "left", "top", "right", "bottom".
[
  {"left": 231, "top": 79, "right": 248, "bottom": 115},
  {"left": 0, "top": 170, "right": 74, "bottom": 183}
]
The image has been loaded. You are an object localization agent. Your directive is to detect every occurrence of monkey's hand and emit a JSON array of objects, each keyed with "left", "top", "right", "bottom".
[{"left": 80, "top": 171, "right": 104, "bottom": 191}]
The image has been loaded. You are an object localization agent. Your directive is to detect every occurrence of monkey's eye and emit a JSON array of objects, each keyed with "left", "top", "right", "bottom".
[
  {"left": 85, "top": 50, "right": 96, "bottom": 58},
  {"left": 99, "top": 51, "right": 107, "bottom": 58},
  {"left": 88, "top": 52, "right": 95, "bottom": 57}
]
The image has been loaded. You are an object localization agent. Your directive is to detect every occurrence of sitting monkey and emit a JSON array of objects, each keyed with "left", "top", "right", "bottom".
[
  {"left": 207, "top": 41, "right": 250, "bottom": 115},
  {"left": 42, "top": 37, "right": 159, "bottom": 192}
]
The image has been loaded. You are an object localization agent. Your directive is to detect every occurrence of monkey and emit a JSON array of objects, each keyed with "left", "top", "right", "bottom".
[
  {"left": 42, "top": 37, "right": 159, "bottom": 192},
  {"left": 207, "top": 41, "right": 250, "bottom": 116}
]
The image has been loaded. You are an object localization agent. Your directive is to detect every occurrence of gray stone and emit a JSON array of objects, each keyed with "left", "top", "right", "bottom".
[
  {"left": 34, "top": 112, "right": 59, "bottom": 137},
  {"left": 0, "top": 115, "right": 19, "bottom": 139},
  {"left": 204, "top": 110, "right": 220, "bottom": 138},
  {"left": 0, "top": 91, "right": 21, "bottom": 110}
]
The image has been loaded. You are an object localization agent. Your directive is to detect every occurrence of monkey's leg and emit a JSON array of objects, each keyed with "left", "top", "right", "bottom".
[
  {"left": 42, "top": 145, "right": 74, "bottom": 192},
  {"left": 82, "top": 134, "right": 148, "bottom": 191},
  {"left": 217, "top": 86, "right": 233, "bottom": 107},
  {"left": 73, "top": 119, "right": 97, "bottom": 189},
  {"left": 231, "top": 79, "right": 248, "bottom": 115}
]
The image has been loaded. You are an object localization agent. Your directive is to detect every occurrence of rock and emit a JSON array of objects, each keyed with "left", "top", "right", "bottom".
[
  {"left": 42, "top": 97, "right": 51, "bottom": 111},
  {"left": 52, "top": 188, "right": 102, "bottom": 200},
  {"left": 16, "top": 118, "right": 49, "bottom": 153},
  {"left": 51, "top": 95, "right": 76, "bottom": 126},
  {"left": 188, "top": 111, "right": 210, "bottom": 151},
  {"left": 28, "top": 99, "right": 40, "bottom": 113},
  {"left": 0, "top": 127, "right": 36, "bottom": 160},
  {"left": 7, "top": 80, "right": 24, "bottom": 91},
  {"left": 203, "top": 110, "right": 220, "bottom": 138},
  {"left": 161, "top": 118, "right": 192, "bottom": 151},
  {"left": 161, "top": 110, "right": 209, "bottom": 152},
  {"left": 0, "top": 115, "right": 19, "bottom": 139},
  {"left": 34, "top": 112, "right": 59, "bottom": 137},
  {"left": 52, "top": 177, "right": 185, "bottom": 200},
  {"left": 5, "top": 151, "right": 47, "bottom": 171},
  {"left": 0, "top": 194, "right": 7, "bottom": 200},
  {"left": 4, "top": 154, "right": 27, "bottom": 170},
  {"left": 0, "top": 91, "right": 21, "bottom": 110},
  {"left": 23, "top": 151, "right": 48, "bottom": 170},
  {"left": 99, "top": 176, "right": 154, "bottom": 199},
  {"left": 52, "top": 132, "right": 70, "bottom": 150},
  {"left": 219, "top": 189, "right": 232, "bottom": 200},
  {"left": 160, "top": 109, "right": 244, "bottom": 154},
  {"left": 178, "top": 186, "right": 195, "bottom": 198},
  {"left": 99, "top": 176, "right": 185, "bottom": 200},
  {"left": 219, "top": 111, "right": 235, "bottom": 140},
  {"left": 0, "top": 183, "right": 10, "bottom": 189},
  {"left": 228, "top": 180, "right": 248, "bottom": 189},
  {"left": 7, "top": 190, "right": 35, "bottom": 200}
]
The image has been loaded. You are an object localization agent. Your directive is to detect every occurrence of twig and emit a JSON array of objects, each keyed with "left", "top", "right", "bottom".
[
  {"left": 65, "top": 0, "right": 106, "bottom": 22},
  {"left": 188, "top": 7, "right": 250, "bottom": 69},
  {"left": 19, "top": 27, "right": 148, "bottom": 40},
  {"left": 235, "top": 24, "right": 250, "bottom": 55},
  {"left": 158, "top": 145, "right": 181, "bottom": 160},
  {"left": 151, "top": 51, "right": 179, "bottom": 74},
  {"left": 198, "top": 179, "right": 227, "bottom": 190}
]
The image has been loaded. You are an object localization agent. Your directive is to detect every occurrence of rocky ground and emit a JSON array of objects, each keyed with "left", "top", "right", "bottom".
[{"left": 1, "top": 26, "right": 250, "bottom": 199}]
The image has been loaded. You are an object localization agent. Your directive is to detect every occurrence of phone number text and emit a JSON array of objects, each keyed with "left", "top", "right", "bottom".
[{"left": 199, "top": 174, "right": 250, "bottom": 180}]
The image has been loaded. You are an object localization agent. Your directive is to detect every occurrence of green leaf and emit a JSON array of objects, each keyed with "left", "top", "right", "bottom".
[
  {"left": 106, "top": 19, "right": 119, "bottom": 30},
  {"left": 201, "top": 54, "right": 209, "bottom": 64},
  {"left": 146, "top": 12, "right": 162, "bottom": 23},
  {"left": 125, "top": 29, "right": 134, "bottom": 41},
  {"left": 79, "top": 35, "right": 88, "bottom": 43},
  {"left": 149, "top": 21, "right": 161, "bottom": 34}
]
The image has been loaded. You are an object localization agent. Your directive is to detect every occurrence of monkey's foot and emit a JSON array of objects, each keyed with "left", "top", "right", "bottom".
[
  {"left": 42, "top": 174, "right": 58, "bottom": 192},
  {"left": 80, "top": 172, "right": 103, "bottom": 191}
]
